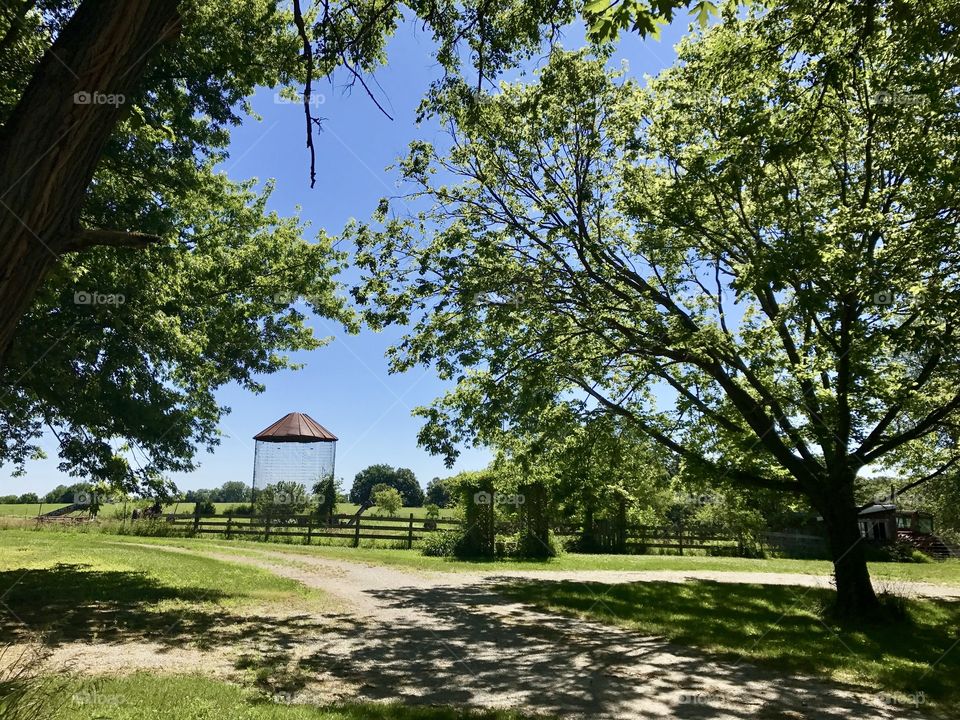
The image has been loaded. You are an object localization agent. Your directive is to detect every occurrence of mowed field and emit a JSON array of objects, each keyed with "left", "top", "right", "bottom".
[
  {"left": 0, "top": 530, "right": 542, "bottom": 720},
  {"left": 0, "top": 501, "right": 458, "bottom": 519},
  {"left": 1, "top": 529, "right": 959, "bottom": 719}
]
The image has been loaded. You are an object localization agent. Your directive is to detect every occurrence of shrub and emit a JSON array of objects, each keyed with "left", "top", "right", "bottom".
[
  {"left": 371, "top": 484, "right": 402, "bottom": 516},
  {"left": 312, "top": 475, "right": 338, "bottom": 522},
  {"left": 420, "top": 529, "right": 464, "bottom": 557},
  {"left": 254, "top": 482, "right": 308, "bottom": 519},
  {"left": 193, "top": 499, "right": 216, "bottom": 516}
]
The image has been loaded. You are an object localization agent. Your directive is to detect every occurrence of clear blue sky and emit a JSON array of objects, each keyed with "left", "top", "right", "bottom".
[{"left": 5, "top": 17, "right": 694, "bottom": 497}]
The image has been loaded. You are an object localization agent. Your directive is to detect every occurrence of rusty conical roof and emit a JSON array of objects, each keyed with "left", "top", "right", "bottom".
[{"left": 253, "top": 412, "right": 338, "bottom": 443}]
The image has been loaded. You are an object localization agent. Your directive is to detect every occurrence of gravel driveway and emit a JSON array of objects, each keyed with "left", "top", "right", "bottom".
[{"left": 121, "top": 543, "right": 941, "bottom": 720}]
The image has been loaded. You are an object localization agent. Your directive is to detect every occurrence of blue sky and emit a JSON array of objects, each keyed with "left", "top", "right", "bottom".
[{"left": 5, "top": 16, "right": 695, "bottom": 497}]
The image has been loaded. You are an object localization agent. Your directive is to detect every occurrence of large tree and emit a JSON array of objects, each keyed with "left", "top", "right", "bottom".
[
  {"left": 351, "top": 1, "right": 960, "bottom": 618},
  {"left": 0, "top": 0, "right": 729, "bottom": 370},
  {"left": 349, "top": 463, "right": 424, "bottom": 506}
]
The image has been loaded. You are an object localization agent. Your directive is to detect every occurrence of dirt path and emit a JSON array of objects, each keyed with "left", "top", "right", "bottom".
[{"left": 113, "top": 543, "right": 939, "bottom": 719}]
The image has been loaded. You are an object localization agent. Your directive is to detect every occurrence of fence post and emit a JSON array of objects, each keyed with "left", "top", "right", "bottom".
[
  {"left": 677, "top": 519, "right": 684, "bottom": 556},
  {"left": 193, "top": 509, "right": 200, "bottom": 534},
  {"left": 265, "top": 514, "right": 271, "bottom": 540},
  {"left": 307, "top": 516, "right": 313, "bottom": 545},
  {"left": 353, "top": 514, "right": 361, "bottom": 547},
  {"left": 226, "top": 512, "right": 233, "bottom": 540},
  {"left": 407, "top": 513, "right": 414, "bottom": 549}
]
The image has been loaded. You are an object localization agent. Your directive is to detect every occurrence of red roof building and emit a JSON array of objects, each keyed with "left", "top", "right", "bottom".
[{"left": 253, "top": 412, "right": 338, "bottom": 443}]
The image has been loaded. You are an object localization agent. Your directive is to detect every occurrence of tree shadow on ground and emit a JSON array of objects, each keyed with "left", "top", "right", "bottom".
[
  {"left": 0, "top": 563, "right": 359, "bottom": 652},
  {"left": 289, "top": 578, "right": 935, "bottom": 720}
]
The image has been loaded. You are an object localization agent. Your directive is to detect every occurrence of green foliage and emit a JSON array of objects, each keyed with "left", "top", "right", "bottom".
[
  {"left": 584, "top": 0, "right": 718, "bottom": 43},
  {"left": 425, "top": 477, "right": 453, "bottom": 508},
  {"left": 350, "top": 464, "right": 424, "bottom": 506},
  {"left": 16, "top": 493, "right": 38, "bottom": 504},
  {"left": 370, "top": 484, "right": 403, "bottom": 516},
  {"left": 254, "top": 482, "right": 309, "bottom": 519},
  {"left": 424, "top": 503, "right": 441, "bottom": 520},
  {"left": 192, "top": 499, "right": 216, "bottom": 516},
  {"left": 0, "top": 0, "right": 352, "bottom": 496},
  {"left": 312, "top": 475, "right": 338, "bottom": 521},
  {"left": 419, "top": 529, "right": 466, "bottom": 557},
  {"left": 351, "top": 3, "right": 960, "bottom": 609}
]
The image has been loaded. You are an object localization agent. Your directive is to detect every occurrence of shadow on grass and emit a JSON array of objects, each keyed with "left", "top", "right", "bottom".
[
  {"left": 274, "top": 579, "right": 940, "bottom": 719},
  {"left": 495, "top": 578, "right": 960, "bottom": 712},
  {"left": 0, "top": 563, "right": 359, "bottom": 650}
]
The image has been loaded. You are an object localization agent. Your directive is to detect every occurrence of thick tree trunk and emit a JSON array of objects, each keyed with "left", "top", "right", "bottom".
[
  {"left": 0, "top": 0, "right": 180, "bottom": 366},
  {"left": 818, "top": 481, "right": 881, "bottom": 620}
]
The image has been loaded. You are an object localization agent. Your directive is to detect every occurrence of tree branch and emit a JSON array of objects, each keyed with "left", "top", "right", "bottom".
[{"left": 60, "top": 229, "right": 163, "bottom": 253}]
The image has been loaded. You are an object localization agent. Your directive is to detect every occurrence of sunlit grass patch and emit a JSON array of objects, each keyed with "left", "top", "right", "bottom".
[{"left": 56, "top": 673, "right": 553, "bottom": 720}]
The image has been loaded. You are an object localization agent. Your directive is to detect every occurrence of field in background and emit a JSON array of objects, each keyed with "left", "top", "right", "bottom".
[{"left": 0, "top": 501, "right": 458, "bottom": 519}]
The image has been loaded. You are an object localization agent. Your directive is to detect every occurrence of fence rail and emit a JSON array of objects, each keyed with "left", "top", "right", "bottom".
[
  {"left": 164, "top": 512, "right": 458, "bottom": 548},
  {"left": 154, "top": 511, "right": 827, "bottom": 557}
]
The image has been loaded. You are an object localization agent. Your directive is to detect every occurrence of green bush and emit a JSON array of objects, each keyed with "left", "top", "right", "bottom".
[
  {"left": 420, "top": 529, "right": 464, "bottom": 557},
  {"left": 513, "top": 529, "right": 562, "bottom": 559},
  {"left": 193, "top": 499, "right": 216, "bottom": 516}
]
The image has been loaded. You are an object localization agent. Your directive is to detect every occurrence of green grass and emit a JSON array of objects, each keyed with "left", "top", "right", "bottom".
[
  {"left": 498, "top": 578, "right": 960, "bottom": 717},
  {"left": 53, "top": 674, "right": 550, "bottom": 720},
  {"left": 0, "top": 531, "right": 329, "bottom": 649},
  {"left": 0, "top": 503, "right": 68, "bottom": 517},
  {"left": 18, "top": 526, "right": 960, "bottom": 585},
  {"left": 129, "top": 532, "right": 960, "bottom": 584}
]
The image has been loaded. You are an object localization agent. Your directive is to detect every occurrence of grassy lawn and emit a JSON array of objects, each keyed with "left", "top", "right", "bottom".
[
  {"left": 498, "top": 578, "right": 960, "bottom": 717},
  {"left": 0, "top": 531, "right": 330, "bottom": 649},
  {"left": 36, "top": 674, "right": 550, "bottom": 720},
  {"left": 7, "top": 526, "right": 960, "bottom": 585},
  {"left": 103, "top": 531, "right": 960, "bottom": 585}
]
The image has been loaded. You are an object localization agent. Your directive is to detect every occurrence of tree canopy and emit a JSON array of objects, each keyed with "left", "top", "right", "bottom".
[
  {"left": 349, "top": 463, "right": 424, "bottom": 506},
  {"left": 350, "top": 1, "right": 960, "bottom": 616},
  {"left": 0, "top": 0, "right": 703, "bottom": 496}
]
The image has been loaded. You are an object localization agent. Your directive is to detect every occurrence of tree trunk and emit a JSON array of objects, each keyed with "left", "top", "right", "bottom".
[
  {"left": 818, "top": 481, "right": 881, "bottom": 620},
  {"left": 0, "top": 0, "right": 180, "bottom": 366}
]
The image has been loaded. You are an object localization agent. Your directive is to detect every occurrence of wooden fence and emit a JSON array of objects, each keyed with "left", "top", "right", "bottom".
[
  {"left": 152, "top": 512, "right": 827, "bottom": 557},
  {"left": 164, "top": 512, "right": 460, "bottom": 548}
]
